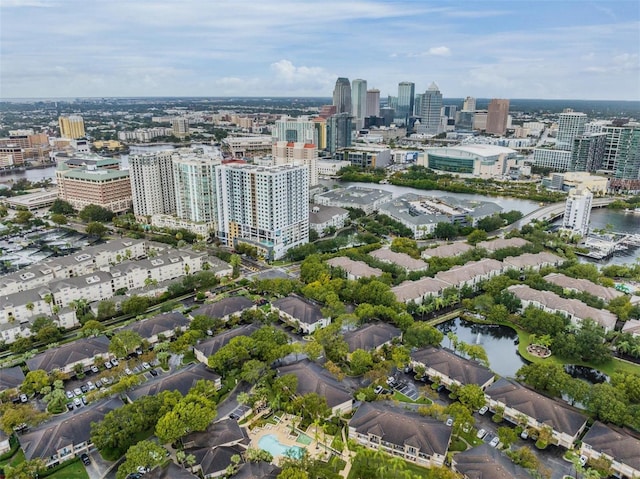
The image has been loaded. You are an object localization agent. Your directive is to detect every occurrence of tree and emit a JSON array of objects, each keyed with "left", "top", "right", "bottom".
[
  {"left": 110, "top": 375, "right": 143, "bottom": 395},
  {"left": 586, "top": 383, "right": 629, "bottom": 425},
  {"left": 404, "top": 322, "right": 444, "bottom": 348},
  {"left": 350, "top": 349, "right": 373, "bottom": 375},
  {"left": 516, "top": 362, "right": 570, "bottom": 398},
  {"left": 116, "top": 441, "right": 166, "bottom": 479},
  {"left": 433, "top": 222, "right": 459, "bottom": 240},
  {"left": 508, "top": 446, "right": 539, "bottom": 470},
  {"left": 97, "top": 300, "right": 117, "bottom": 319},
  {"left": 457, "top": 384, "right": 486, "bottom": 411},
  {"left": 14, "top": 209, "right": 33, "bottom": 224},
  {"left": 120, "top": 295, "right": 150, "bottom": 315},
  {"left": 109, "top": 330, "right": 143, "bottom": 358},
  {"left": 79, "top": 204, "right": 115, "bottom": 222},
  {"left": 497, "top": 426, "right": 518, "bottom": 448},
  {"left": 230, "top": 254, "right": 241, "bottom": 278},
  {"left": 86, "top": 221, "right": 108, "bottom": 238},
  {"left": 0, "top": 403, "right": 49, "bottom": 434},
  {"left": 155, "top": 393, "right": 217, "bottom": 444},
  {"left": 20, "top": 369, "right": 50, "bottom": 396},
  {"left": 49, "top": 212, "right": 68, "bottom": 225},
  {"left": 5, "top": 458, "right": 46, "bottom": 479},
  {"left": 467, "top": 229, "right": 488, "bottom": 245},
  {"left": 50, "top": 198, "right": 75, "bottom": 215}
]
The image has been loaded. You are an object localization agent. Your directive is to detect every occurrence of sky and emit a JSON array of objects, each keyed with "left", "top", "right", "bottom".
[{"left": 1, "top": 0, "right": 639, "bottom": 100}]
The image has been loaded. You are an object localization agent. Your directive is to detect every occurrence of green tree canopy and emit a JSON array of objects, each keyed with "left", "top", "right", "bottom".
[{"left": 109, "top": 330, "right": 143, "bottom": 358}]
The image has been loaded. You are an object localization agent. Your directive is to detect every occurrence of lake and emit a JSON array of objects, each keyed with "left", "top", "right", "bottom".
[{"left": 435, "top": 317, "right": 527, "bottom": 378}]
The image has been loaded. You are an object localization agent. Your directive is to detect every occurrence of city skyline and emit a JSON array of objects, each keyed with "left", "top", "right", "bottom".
[{"left": 1, "top": 0, "right": 639, "bottom": 101}]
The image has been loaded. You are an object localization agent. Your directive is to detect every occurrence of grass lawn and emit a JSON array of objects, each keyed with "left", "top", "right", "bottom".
[
  {"left": 181, "top": 350, "right": 196, "bottom": 365},
  {"left": 347, "top": 450, "right": 429, "bottom": 479},
  {"left": 47, "top": 460, "right": 89, "bottom": 479},
  {"left": 0, "top": 448, "right": 25, "bottom": 469}
]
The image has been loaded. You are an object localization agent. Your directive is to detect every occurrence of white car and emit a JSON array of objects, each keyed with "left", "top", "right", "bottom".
[
  {"left": 374, "top": 385, "right": 383, "bottom": 394},
  {"left": 579, "top": 455, "right": 588, "bottom": 467},
  {"left": 104, "top": 361, "right": 113, "bottom": 369},
  {"left": 476, "top": 429, "right": 487, "bottom": 439},
  {"left": 111, "top": 358, "right": 119, "bottom": 367},
  {"left": 87, "top": 381, "right": 95, "bottom": 390},
  {"left": 90, "top": 365, "right": 99, "bottom": 373},
  {"left": 478, "top": 406, "right": 489, "bottom": 415},
  {"left": 66, "top": 390, "right": 74, "bottom": 399},
  {"left": 73, "top": 397, "right": 82, "bottom": 407},
  {"left": 125, "top": 368, "right": 133, "bottom": 375},
  {"left": 73, "top": 388, "right": 82, "bottom": 396},
  {"left": 445, "top": 418, "right": 453, "bottom": 427},
  {"left": 489, "top": 437, "right": 500, "bottom": 447},
  {"left": 142, "top": 362, "right": 150, "bottom": 370}
]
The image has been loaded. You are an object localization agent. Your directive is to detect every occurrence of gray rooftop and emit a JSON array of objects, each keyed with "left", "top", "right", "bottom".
[
  {"left": 0, "top": 365, "right": 26, "bottom": 392},
  {"left": 272, "top": 295, "right": 325, "bottom": 325},
  {"left": 453, "top": 444, "right": 533, "bottom": 479},
  {"left": 278, "top": 359, "right": 352, "bottom": 409},
  {"left": 193, "top": 296, "right": 255, "bottom": 319},
  {"left": 26, "top": 335, "right": 111, "bottom": 373},
  {"left": 477, "top": 237, "right": 531, "bottom": 252},
  {"left": 411, "top": 346, "right": 495, "bottom": 387},
  {"left": 194, "top": 324, "right": 260, "bottom": 359},
  {"left": 127, "top": 363, "right": 221, "bottom": 401},
  {"left": 391, "top": 277, "right": 449, "bottom": 303},
  {"left": 309, "top": 204, "right": 349, "bottom": 224},
  {"left": 343, "top": 323, "right": 401, "bottom": 352},
  {"left": 369, "top": 248, "right": 428, "bottom": 271},
  {"left": 581, "top": 422, "right": 640, "bottom": 473},
  {"left": 544, "top": 272, "right": 624, "bottom": 302},
  {"left": 349, "top": 402, "right": 452, "bottom": 458},
  {"left": 485, "top": 378, "right": 588, "bottom": 437},
  {"left": 326, "top": 257, "right": 382, "bottom": 278},
  {"left": 121, "top": 312, "right": 190, "bottom": 339},
  {"left": 421, "top": 242, "right": 473, "bottom": 259}
]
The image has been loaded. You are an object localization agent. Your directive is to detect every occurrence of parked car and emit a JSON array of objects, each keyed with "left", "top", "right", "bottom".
[
  {"left": 476, "top": 429, "right": 487, "bottom": 439},
  {"left": 80, "top": 453, "right": 91, "bottom": 466},
  {"left": 142, "top": 362, "right": 150, "bottom": 370},
  {"left": 90, "top": 365, "right": 99, "bottom": 374},
  {"left": 73, "top": 397, "right": 82, "bottom": 407},
  {"left": 520, "top": 430, "right": 529, "bottom": 439},
  {"left": 386, "top": 376, "right": 396, "bottom": 385},
  {"left": 580, "top": 455, "right": 588, "bottom": 467},
  {"left": 66, "top": 403, "right": 74, "bottom": 411},
  {"left": 80, "top": 385, "right": 88, "bottom": 394},
  {"left": 102, "top": 376, "right": 113, "bottom": 385},
  {"left": 86, "top": 381, "right": 95, "bottom": 390},
  {"left": 104, "top": 361, "right": 113, "bottom": 369},
  {"left": 82, "top": 396, "right": 88, "bottom": 405},
  {"left": 478, "top": 406, "right": 489, "bottom": 415},
  {"left": 374, "top": 385, "right": 383, "bottom": 394},
  {"left": 74, "top": 388, "right": 82, "bottom": 396},
  {"left": 446, "top": 418, "right": 453, "bottom": 427},
  {"left": 19, "top": 394, "right": 28, "bottom": 403},
  {"left": 125, "top": 368, "right": 133, "bottom": 376},
  {"left": 489, "top": 436, "right": 500, "bottom": 447},
  {"left": 66, "top": 390, "right": 74, "bottom": 399},
  {"left": 95, "top": 380, "right": 103, "bottom": 388},
  {"left": 111, "top": 358, "right": 119, "bottom": 367},
  {"left": 149, "top": 369, "right": 158, "bottom": 377}
]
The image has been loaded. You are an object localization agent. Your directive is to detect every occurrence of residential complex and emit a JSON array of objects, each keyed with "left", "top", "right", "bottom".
[
  {"left": 129, "top": 151, "right": 176, "bottom": 217},
  {"left": 58, "top": 115, "right": 85, "bottom": 139},
  {"left": 562, "top": 187, "right": 593, "bottom": 236}
]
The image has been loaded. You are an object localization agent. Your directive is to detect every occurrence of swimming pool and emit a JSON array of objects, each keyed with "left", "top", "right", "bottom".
[{"left": 258, "top": 434, "right": 305, "bottom": 458}]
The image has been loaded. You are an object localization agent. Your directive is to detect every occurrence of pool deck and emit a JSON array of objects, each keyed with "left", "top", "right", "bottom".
[{"left": 248, "top": 413, "right": 334, "bottom": 465}]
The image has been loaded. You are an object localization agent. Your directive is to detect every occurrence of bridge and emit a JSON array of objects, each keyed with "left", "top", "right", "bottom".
[{"left": 504, "top": 197, "right": 616, "bottom": 233}]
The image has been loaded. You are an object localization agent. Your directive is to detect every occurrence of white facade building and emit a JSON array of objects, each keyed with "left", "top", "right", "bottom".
[
  {"left": 272, "top": 116, "right": 317, "bottom": 144},
  {"left": 172, "top": 154, "right": 219, "bottom": 227},
  {"left": 562, "top": 187, "right": 593, "bottom": 236},
  {"left": 556, "top": 111, "right": 587, "bottom": 151},
  {"left": 215, "top": 163, "right": 309, "bottom": 260},
  {"left": 272, "top": 141, "right": 319, "bottom": 186},
  {"left": 129, "top": 151, "right": 176, "bottom": 217}
]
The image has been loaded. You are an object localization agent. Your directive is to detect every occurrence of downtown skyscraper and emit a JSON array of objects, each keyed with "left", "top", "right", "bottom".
[
  {"left": 486, "top": 99, "right": 510, "bottom": 136},
  {"left": 396, "top": 81, "right": 415, "bottom": 122},
  {"left": 129, "top": 151, "right": 176, "bottom": 217},
  {"left": 351, "top": 79, "right": 367, "bottom": 129},
  {"left": 418, "top": 82, "right": 443, "bottom": 135},
  {"left": 332, "top": 77, "right": 352, "bottom": 115}
]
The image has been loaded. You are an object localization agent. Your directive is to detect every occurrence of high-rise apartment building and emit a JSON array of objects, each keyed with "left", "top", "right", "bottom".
[
  {"left": 172, "top": 155, "right": 219, "bottom": 225},
  {"left": 556, "top": 111, "right": 587, "bottom": 151},
  {"left": 366, "top": 89, "right": 380, "bottom": 118},
  {"left": 462, "top": 96, "right": 476, "bottom": 112},
  {"left": 602, "top": 123, "right": 640, "bottom": 179},
  {"left": 570, "top": 133, "right": 607, "bottom": 172},
  {"left": 418, "top": 83, "right": 443, "bottom": 135},
  {"left": 272, "top": 141, "right": 319, "bottom": 186},
  {"left": 397, "top": 82, "right": 415, "bottom": 121},
  {"left": 351, "top": 79, "right": 367, "bottom": 129},
  {"left": 129, "top": 151, "right": 176, "bottom": 217},
  {"left": 414, "top": 93, "right": 424, "bottom": 117},
  {"left": 486, "top": 99, "right": 510, "bottom": 136},
  {"left": 332, "top": 78, "right": 352, "bottom": 115},
  {"left": 562, "top": 188, "right": 593, "bottom": 236},
  {"left": 172, "top": 117, "right": 190, "bottom": 138},
  {"left": 327, "top": 113, "right": 353, "bottom": 154},
  {"left": 272, "top": 116, "right": 316, "bottom": 144},
  {"left": 215, "top": 163, "right": 309, "bottom": 260},
  {"left": 58, "top": 115, "right": 85, "bottom": 139}
]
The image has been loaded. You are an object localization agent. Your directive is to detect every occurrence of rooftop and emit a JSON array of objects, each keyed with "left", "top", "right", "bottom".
[
  {"left": 544, "top": 273, "right": 624, "bottom": 302},
  {"left": 485, "top": 378, "right": 588, "bottom": 437},
  {"left": 26, "top": 335, "right": 111, "bottom": 373},
  {"left": 277, "top": 360, "right": 352, "bottom": 409},
  {"left": 272, "top": 295, "right": 325, "bottom": 325},
  {"left": 369, "top": 248, "right": 428, "bottom": 271},
  {"left": 326, "top": 257, "right": 382, "bottom": 278},
  {"left": 422, "top": 242, "right": 474, "bottom": 259},
  {"left": 476, "top": 237, "right": 530, "bottom": 252},
  {"left": 0, "top": 365, "right": 26, "bottom": 392},
  {"left": 194, "top": 324, "right": 260, "bottom": 359},
  {"left": 581, "top": 422, "right": 640, "bottom": 472},
  {"left": 121, "top": 312, "right": 190, "bottom": 339},
  {"left": 453, "top": 444, "right": 533, "bottom": 479},
  {"left": 435, "top": 258, "right": 504, "bottom": 287},
  {"left": 411, "top": 346, "right": 495, "bottom": 387},
  {"left": 127, "top": 363, "right": 221, "bottom": 401},
  {"left": 309, "top": 204, "right": 349, "bottom": 224},
  {"left": 192, "top": 296, "right": 255, "bottom": 319},
  {"left": 343, "top": 322, "right": 401, "bottom": 352}
]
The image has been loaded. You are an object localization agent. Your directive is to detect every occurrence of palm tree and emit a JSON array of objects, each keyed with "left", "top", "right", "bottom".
[
  {"left": 43, "top": 293, "right": 54, "bottom": 314},
  {"left": 447, "top": 332, "right": 458, "bottom": 349}
]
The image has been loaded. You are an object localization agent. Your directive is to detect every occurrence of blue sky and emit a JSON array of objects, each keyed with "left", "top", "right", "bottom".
[{"left": 1, "top": 0, "right": 638, "bottom": 100}]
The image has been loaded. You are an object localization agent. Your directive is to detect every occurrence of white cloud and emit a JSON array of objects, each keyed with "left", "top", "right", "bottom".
[{"left": 428, "top": 46, "right": 451, "bottom": 57}]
